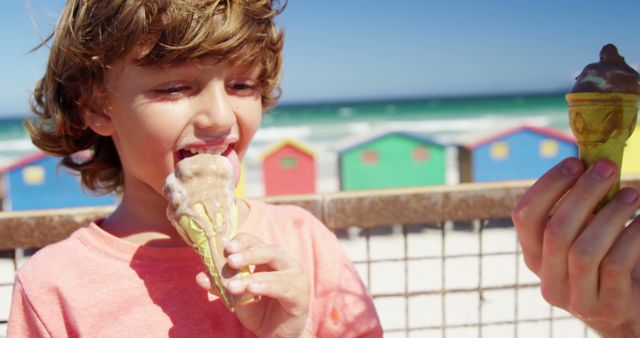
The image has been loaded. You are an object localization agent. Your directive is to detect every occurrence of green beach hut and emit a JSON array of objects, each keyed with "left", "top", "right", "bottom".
[{"left": 337, "top": 131, "right": 448, "bottom": 191}]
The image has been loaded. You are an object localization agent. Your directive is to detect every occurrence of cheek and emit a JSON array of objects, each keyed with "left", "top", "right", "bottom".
[
  {"left": 129, "top": 102, "right": 187, "bottom": 140},
  {"left": 236, "top": 103, "right": 263, "bottom": 151},
  {"left": 243, "top": 111, "right": 262, "bottom": 135},
  {"left": 112, "top": 106, "right": 184, "bottom": 169}
]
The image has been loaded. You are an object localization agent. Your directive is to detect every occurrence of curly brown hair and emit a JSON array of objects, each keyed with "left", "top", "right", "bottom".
[{"left": 26, "top": 0, "right": 285, "bottom": 194}]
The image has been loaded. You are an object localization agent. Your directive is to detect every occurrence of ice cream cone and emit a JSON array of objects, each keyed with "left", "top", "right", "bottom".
[
  {"left": 175, "top": 201, "right": 253, "bottom": 309},
  {"left": 164, "top": 154, "right": 254, "bottom": 310},
  {"left": 566, "top": 92, "right": 640, "bottom": 209}
]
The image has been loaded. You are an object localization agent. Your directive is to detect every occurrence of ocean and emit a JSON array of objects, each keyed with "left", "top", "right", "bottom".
[
  {"left": 257, "top": 91, "right": 569, "bottom": 142},
  {"left": 0, "top": 91, "right": 571, "bottom": 194}
]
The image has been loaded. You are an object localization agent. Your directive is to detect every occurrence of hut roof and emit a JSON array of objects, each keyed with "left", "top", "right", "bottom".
[
  {"left": 0, "top": 151, "right": 47, "bottom": 175},
  {"left": 459, "top": 124, "right": 575, "bottom": 150},
  {"left": 261, "top": 139, "right": 315, "bottom": 160},
  {"left": 336, "top": 130, "right": 448, "bottom": 154}
]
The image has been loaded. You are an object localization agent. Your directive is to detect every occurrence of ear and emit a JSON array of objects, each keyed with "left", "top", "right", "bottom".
[{"left": 83, "top": 109, "right": 115, "bottom": 136}]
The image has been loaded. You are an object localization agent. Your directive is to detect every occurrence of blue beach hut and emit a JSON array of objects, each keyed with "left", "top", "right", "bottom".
[
  {"left": 1, "top": 152, "right": 118, "bottom": 211},
  {"left": 457, "top": 125, "right": 577, "bottom": 182}
]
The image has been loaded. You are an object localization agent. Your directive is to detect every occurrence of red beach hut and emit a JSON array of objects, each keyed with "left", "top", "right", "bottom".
[{"left": 262, "top": 139, "right": 316, "bottom": 196}]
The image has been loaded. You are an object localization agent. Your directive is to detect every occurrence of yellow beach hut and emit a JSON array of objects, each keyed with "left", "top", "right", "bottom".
[{"left": 622, "top": 124, "right": 640, "bottom": 175}]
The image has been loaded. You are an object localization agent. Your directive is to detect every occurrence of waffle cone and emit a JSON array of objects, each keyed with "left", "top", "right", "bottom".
[
  {"left": 175, "top": 202, "right": 253, "bottom": 310},
  {"left": 566, "top": 92, "right": 640, "bottom": 209}
]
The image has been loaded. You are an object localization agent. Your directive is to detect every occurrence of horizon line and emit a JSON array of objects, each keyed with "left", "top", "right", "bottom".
[
  {"left": 275, "top": 88, "right": 569, "bottom": 108},
  {"left": 0, "top": 88, "right": 571, "bottom": 119}
]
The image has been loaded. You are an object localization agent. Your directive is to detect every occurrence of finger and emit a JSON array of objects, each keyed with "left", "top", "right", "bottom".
[
  {"left": 540, "top": 160, "right": 616, "bottom": 306},
  {"left": 227, "top": 243, "right": 297, "bottom": 272},
  {"left": 512, "top": 157, "right": 584, "bottom": 272},
  {"left": 632, "top": 257, "right": 640, "bottom": 280},
  {"left": 195, "top": 272, "right": 223, "bottom": 298},
  {"left": 225, "top": 277, "right": 250, "bottom": 295},
  {"left": 599, "top": 216, "right": 640, "bottom": 307},
  {"left": 225, "top": 232, "right": 262, "bottom": 255},
  {"left": 236, "top": 271, "right": 309, "bottom": 314},
  {"left": 567, "top": 188, "right": 640, "bottom": 312}
]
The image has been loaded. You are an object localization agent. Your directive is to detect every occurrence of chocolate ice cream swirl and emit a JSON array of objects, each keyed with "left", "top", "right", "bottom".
[{"left": 571, "top": 44, "right": 640, "bottom": 94}]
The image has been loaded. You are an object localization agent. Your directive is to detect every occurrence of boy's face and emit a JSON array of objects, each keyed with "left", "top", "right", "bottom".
[{"left": 90, "top": 51, "right": 263, "bottom": 198}]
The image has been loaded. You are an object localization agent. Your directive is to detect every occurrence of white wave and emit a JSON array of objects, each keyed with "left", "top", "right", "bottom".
[
  {"left": 0, "top": 139, "right": 36, "bottom": 152},
  {"left": 338, "top": 107, "right": 354, "bottom": 118},
  {"left": 380, "top": 115, "right": 554, "bottom": 134},
  {"left": 253, "top": 126, "right": 312, "bottom": 143},
  {"left": 347, "top": 122, "right": 373, "bottom": 135}
]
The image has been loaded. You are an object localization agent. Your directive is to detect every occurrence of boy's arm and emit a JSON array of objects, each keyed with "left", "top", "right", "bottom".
[
  {"left": 7, "top": 278, "right": 52, "bottom": 338},
  {"left": 512, "top": 158, "right": 640, "bottom": 338},
  {"left": 317, "top": 247, "right": 383, "bottom": 338},
  {"left": 305, "top": 215, "right": 382, "bottom": 338}
]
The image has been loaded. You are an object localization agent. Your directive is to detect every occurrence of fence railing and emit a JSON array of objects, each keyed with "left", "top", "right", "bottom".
[{"left": 4, "top": 178, "right": 640, "bottom": 337}]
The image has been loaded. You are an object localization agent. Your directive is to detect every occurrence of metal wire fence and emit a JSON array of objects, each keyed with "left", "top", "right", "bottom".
[{"left": 339, "top": 221, "right": 597, "bottom": 337}]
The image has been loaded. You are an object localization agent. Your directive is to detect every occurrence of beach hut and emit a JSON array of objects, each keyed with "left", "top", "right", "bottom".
[
  {"left": 337, "top": 131, "right": 447, "bottom": 191},
  {"left": 234, "top": 162, "right": 247, "bottom": 197},
  {"left": 0, "top": 152, "right": 118, "bottom": 211},
  {"left": 622, "top": 124, "right": 640, "bottom": 175},
  {"left": 261, "top": 139, "right": 316, "bottom": 196},
  {"left": 457, "top": 125, "right": 577, "bottom": 183}
]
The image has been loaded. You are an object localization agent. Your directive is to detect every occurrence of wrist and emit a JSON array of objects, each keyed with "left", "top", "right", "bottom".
[{"left": 592, "top": 320, "right": 638, "bottom": 338}]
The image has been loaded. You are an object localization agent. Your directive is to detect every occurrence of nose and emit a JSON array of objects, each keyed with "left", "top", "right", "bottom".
[{"left": 192, "top": 82, "right": 235, "bottom": 133}]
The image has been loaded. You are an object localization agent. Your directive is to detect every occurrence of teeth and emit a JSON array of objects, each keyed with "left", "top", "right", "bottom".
[{"left": 183, "top": 146, "right": 227, "bottom": 156}]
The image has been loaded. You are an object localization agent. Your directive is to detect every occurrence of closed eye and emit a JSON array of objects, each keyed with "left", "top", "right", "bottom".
[
  {"left": 227, "top": 80, "right": 259, "bottom": 97},
  {"left": 230, "top": 83, "right": 254, "bottom": 91},
  {"left": 152, "top": 84, "right": 194, "bottom": 100},
  {"left": 155, "top": 85, "right": 190, "bottom": 94}
]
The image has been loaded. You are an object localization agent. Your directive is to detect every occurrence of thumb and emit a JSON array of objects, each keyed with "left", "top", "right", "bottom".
[{"left": 195, "top": 272, "right": 222, "bottom": 298}]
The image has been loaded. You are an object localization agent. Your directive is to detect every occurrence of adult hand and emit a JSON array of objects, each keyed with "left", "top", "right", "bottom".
[
  {"left": 512, "top": 158, "right": 640, "bottom": 338},
  {"left": 196, "top": 232, "right": 311, "bottom": 338}
]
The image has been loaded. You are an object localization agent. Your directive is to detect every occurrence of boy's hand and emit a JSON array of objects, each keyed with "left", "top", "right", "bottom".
[
  {"left": 196, "top": 233, "right": 311, "bottom": 338},
  {"left": 512, "top": 158, "right": 640, "bottom": 338}
]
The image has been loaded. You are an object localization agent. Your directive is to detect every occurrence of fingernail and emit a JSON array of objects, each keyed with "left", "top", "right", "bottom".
[
  {"left": 196, "top": 273, "right": 210, "bottom": 287},
  {"left": 617, "top": 188, "right": 638, "bottom": 204},
  {"left": 248, "top": 282, "right": 264, "bottom": 293},
  {"left": 592, "top": 161, "right": 615, "bottom": 180},
  {"left": 226, "top": 240, "right": 238, "bottom": 251},
  {"left": 560, "top": 158, "right": 582, "bottom": 176},
  {"left": 228, "top": 279, "right": 243, "bottom": 292},
  {"left": 227, "top": 253, "right": 242, "bottom": 266}
]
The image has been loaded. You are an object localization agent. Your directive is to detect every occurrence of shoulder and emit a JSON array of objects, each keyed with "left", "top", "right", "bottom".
[
  {"left": 17, "top": 227, "right": 87, "bottom": 274},
  {"left": 15, "top": 225, "right": 92, "bottom": 290}
]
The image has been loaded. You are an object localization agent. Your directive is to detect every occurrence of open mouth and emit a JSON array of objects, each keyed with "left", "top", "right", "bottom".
[{"left": 176, "top": 143, "right": 235, "bottom": 161}]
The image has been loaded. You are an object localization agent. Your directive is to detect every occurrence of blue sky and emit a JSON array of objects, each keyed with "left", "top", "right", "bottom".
[{"left": 1, "top": 0, "right": 639, "bottom": 116}]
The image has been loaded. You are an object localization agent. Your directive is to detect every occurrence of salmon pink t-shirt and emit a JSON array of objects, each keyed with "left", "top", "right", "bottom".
[{"left": 8, "top": 200, "right": 382, "bottom": 337}]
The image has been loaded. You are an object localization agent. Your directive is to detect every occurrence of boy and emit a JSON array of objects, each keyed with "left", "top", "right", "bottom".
[
  {"left": 512, "top": 158, "right": 640, "bottom": 338},
  {"left": 8, "top": 1, "right": 382, "bottom": 337}
]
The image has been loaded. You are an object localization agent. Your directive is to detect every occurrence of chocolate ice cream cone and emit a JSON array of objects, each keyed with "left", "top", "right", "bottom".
[{"left": 567, "top": 92, "right": 639, "bottom": 208}]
